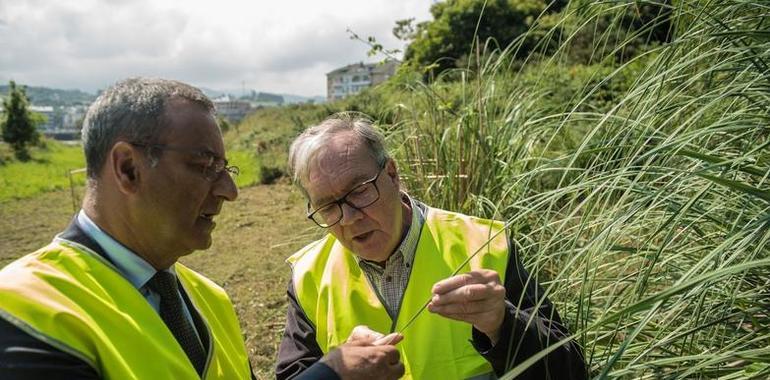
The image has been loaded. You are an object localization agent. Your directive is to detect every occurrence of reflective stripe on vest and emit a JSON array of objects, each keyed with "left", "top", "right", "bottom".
[
  {"left": 0, "top": 240, "right": 251, "bottom": 380},
  {"left": 289, "top": 207, "right": 510, "bottom": 379}
]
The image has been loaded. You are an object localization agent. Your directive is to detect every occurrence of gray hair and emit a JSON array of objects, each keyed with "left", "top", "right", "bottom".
[
  {"left": 81, "top": 77, "right": 215, "bottom": 178},
  {"left": 288, "top": 112, "right": 389, "bottom": 196}
]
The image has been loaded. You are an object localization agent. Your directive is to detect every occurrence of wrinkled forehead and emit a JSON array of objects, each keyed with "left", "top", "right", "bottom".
[{"left": 304, "top": 134, "right": 379, "bottom": 202}]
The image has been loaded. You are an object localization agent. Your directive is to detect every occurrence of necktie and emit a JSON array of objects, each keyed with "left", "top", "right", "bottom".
[{"left": 148, "top": 270, "right": 207, "bottom": 375}]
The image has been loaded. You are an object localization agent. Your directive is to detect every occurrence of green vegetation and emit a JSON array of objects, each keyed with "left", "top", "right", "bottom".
[
  {"left": 356, "top": 1, "right": 768, "bottom": 378},
  {"left": 0, "top": 141, "right": 85, "bottom": 202},
  {"left": 2, "top": 1, "right": 767, "bottom": 377},
  {"left": 222, "top": 2, "right": 769, "bottom": 374},
  {"left": 227, "top": 0, "right": 763, "bottom": 377},
  {"left": 2, "top": 81, "right": 42, "bottom": 161},
  {"left": 226, "top": 103, "right": 334, "bottom": 184},
  {"left": 228, "top": 149, "right": 260, "bottom": 188},
  {"left": 401, "top": 0, "right": 564, "bottom": 76},
  {"left": 0, "top": 139, "right": 264, "bottom": 202}
]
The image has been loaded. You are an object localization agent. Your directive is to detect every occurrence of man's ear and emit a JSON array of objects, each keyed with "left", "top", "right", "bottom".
[
  {"left": 110, "top": 142, "right": 142, "bottom": 194},
  {"left": 386, "top": 158, "right": 400, "bottom": 188}
]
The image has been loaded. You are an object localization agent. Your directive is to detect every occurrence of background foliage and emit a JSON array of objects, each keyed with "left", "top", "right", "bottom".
[
  {"left": 3, "top": 0, "right": 768, "bottom": 378},
  {"left": 1, "top": 81, "right": 41, "bottom": 161},
  {"left": 377, "top": 1, "right": 770, "bottom": 378},
  {"left": 224, "top": 1, "right": 770, "bottom": 376}
]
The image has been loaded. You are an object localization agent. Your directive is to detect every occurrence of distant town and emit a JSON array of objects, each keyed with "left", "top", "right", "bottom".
[{"left": 1, "top": 60, "right": 398, "bottom": 141}]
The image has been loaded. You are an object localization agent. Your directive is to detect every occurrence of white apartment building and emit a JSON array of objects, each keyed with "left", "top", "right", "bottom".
[
  {"left": 326, "top": 61, "right": 398, "bottom": 101},
  {"left": 213, "top": 96, "right": 252, "bottom": 123}
]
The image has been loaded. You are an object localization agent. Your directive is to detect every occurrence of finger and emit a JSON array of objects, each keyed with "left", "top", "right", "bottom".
[
  {"left": 431, "top": 272, "right": 478, "bottom": 295},
  {"left": 382, "top": 345, "right": 401, "bottom": 365},
  {"left": 432, "top": 270, "right": 500, "bottom": 295},
  {"left": 428, "top": 297, "right": 503, "bottom": 316},
  {"left": 347, "top": 325, "right": 384, "bottom": 344},
  {"left": 389, "top": 361, "right": 406, "bottom": 379},
  {"left": 431, "top": 283, "right": 505, "bottom": 305},
  {"left": 427, "top": 308, "right": 498, "bottom": 325},
  {"left": 373, "top": 332, "right": 403, "bottom": 346}
]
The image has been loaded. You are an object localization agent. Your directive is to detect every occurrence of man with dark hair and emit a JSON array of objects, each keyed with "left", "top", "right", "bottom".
[
  {"left": 0, "top": 79, "right": 403, "bottom": 380},
  {"left": 278, "top": 113, "right": 587, "bottom": 379}
]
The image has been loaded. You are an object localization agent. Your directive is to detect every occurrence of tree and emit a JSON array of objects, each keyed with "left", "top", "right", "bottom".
[
  {"left": 400, "top": 0, "right": 671, "bottom": 77},
  {"left": 1, "top": 81, "right": 40, "bottom": 161},
  {"left": 403, "top": 0, "right": 567, "bottom": 77}
]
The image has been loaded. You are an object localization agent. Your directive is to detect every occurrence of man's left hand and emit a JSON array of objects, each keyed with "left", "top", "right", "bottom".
[{"left": 427, "top": 269, "right": 506, "bottom": 344}]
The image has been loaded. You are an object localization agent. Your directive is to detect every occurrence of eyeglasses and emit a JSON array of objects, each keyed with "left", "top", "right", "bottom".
[
  {"left": 130, "top": 142, "right": 239, "bottom": 182},
  {"left": 307, "top": 162, "right": 386, "bottom": 228}
]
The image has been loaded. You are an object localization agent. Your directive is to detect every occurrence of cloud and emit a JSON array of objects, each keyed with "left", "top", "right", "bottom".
[{"left": 0, "top": 0, "right": 431, "bottom": 96}]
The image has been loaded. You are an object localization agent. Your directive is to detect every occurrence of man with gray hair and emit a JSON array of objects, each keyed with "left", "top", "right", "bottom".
[
  {"left": 277, "top": 113, "right": 586, "bottom": 379},
  {"left": 0, "top": 79, "right": 403, "bottom": 380}
]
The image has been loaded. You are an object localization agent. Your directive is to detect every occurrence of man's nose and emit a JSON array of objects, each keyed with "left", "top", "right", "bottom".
[
  {"left": 213, "top": 172, "right": 238, "bottom": 201},
  {"left": 338, "top": 202, "right": 363, "bottom": 226}
]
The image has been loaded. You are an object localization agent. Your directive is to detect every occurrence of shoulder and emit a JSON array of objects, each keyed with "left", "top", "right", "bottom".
[
  {"left": 286, "top": 234, "right": 355, "bottom": 302},
  {"left": 287, "top": 234, "right": 338, "bottom": 268},
  {"left": 0, "top": 241, "right": 102, "bottom": 294}
]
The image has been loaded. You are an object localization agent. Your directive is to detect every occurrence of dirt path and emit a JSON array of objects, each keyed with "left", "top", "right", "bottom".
[{"left": 0, "top": 183, "right": 320, "bottom": 378}]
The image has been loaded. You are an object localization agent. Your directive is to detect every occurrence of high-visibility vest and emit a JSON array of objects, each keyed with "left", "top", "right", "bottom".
[
  {"left": 288, "top": 207, "right": 510, "bottom": 379},
  {"left": 0, "top": 239, "right": 251, "bottom": 380}
]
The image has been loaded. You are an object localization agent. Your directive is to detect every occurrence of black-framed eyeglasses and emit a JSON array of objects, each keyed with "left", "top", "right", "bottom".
[
  {"left": 130, "top": 142, "right": 239, "bottom": 182},
  {"left": 307, "top": 161, "right": 387, "bottom": 228}
]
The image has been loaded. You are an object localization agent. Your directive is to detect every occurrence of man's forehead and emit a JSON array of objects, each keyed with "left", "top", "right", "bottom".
[
  {"left": 306, "top": 141, "right": 378, "bottom": 203},
  {"left": 160, "top": 101, "right": 225, "bottom": 154}
]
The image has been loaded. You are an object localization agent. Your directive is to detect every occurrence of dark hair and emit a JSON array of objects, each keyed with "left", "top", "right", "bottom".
[{"left": 81, "top": 77, "right": 215, "bottom": 178}]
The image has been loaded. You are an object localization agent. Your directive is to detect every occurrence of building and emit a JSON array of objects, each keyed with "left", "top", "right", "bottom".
[
  {"left": 326, "top": 61, "right": 398, "bottom": 101},
  {"left": 28, "top": 105, "right": 55, "bottom": 131},
  {"left": 27, "top": 105, "right": 87, "bottom": 140},
  {"left": 213, "top": 96, "right": 252, "bottom": 123},
  {"left": 61, "top": 105, "right": 87, "bottom": 131}
]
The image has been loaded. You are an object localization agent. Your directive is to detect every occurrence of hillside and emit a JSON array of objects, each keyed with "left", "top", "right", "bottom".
[{"left": 0, "top": 85, "right": 95, "bottom": 106}]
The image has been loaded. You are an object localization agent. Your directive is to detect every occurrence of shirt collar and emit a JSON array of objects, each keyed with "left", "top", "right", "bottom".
[
  {"left": 358, "top": 193, "right": 426, "bottom": 268},
  {"left": 76, "top": 210, "right": 159, "bottom": 290}
]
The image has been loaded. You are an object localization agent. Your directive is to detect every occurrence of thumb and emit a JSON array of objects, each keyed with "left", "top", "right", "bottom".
[
  {"left": 347, "top": 325, "right": 385, "bottom": 345},
  {"left": 373, "top": 332, "right": 403, "bottom": 346}
]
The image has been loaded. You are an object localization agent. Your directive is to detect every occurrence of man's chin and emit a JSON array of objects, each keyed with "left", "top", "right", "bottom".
[{"left": 185, "top": 235, "right": 213, "bottom": 254}]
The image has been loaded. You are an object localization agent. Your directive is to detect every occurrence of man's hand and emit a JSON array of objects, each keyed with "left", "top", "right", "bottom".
[
  {"left": 320, "top": 326, "right": 405, "bottom": 379},
  {"left": 427, "top": 269, "right": 506, "bottom": 344},
  {"left": 346, "top": 325, "right": 403, "bottom": 346}
]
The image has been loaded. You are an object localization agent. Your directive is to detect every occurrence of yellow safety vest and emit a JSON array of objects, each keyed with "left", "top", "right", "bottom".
[
  {"left": 0, "top": 239, "right": 251, "bottom": 380},
  {"left": 289, "top": 207, "right": 510, "bottom": 379}
]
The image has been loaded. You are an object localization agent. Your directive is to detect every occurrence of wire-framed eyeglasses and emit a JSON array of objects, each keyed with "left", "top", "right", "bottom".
[
  {"left": 307, "top": 162, "right": 386, "bottom": 228},
  {"left": 130, "top": 142, "right": 239, "bottom": 182}
]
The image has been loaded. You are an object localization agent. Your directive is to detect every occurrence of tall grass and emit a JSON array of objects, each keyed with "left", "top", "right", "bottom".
[{"left": 382, "top": 1, "right": 770, "bottom": 378}]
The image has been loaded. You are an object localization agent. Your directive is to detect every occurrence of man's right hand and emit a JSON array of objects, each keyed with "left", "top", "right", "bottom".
[
  {"left": 320, "top": 326, "right": 405, "bottom": 380},
  {"left": 346, "top": 325, "right": 403, "bottom": 346}
]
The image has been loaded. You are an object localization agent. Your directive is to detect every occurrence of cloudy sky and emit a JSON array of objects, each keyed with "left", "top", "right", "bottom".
[{"left": 0, "top": 0, "right": 433, "bottom": 97}]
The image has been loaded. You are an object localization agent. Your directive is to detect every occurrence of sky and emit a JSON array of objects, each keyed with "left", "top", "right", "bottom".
[{"left": 0, "top": 0, "right": 433, "bottom": 97}]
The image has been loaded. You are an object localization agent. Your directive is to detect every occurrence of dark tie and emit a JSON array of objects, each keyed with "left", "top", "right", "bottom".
[{"left": 148, "top": 270, "right": 207, "bottom": 375}]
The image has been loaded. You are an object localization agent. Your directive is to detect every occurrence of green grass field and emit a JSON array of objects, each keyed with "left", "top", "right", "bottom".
[
  {"left": 0, "top": 141, "right": 262, "bottom": 202},
  {"left": 0, "top": 141, "right": 85, "bottom": 202}
]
